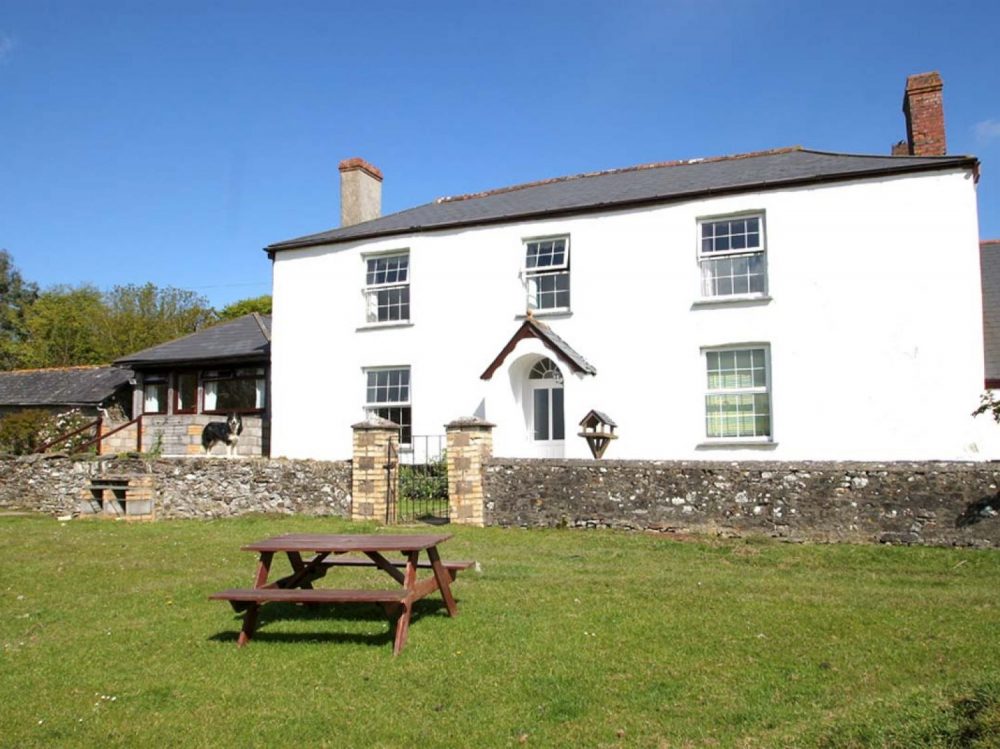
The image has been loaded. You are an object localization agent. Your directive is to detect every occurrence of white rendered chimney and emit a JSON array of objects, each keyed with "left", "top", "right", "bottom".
[{"left": 339, "top": 157, "right": 383, "bottom": 226}]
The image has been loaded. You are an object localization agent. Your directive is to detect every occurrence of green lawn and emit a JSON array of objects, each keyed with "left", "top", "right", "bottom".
[{"left": 1, "top": 515, "right": 998, "bottom": 748}]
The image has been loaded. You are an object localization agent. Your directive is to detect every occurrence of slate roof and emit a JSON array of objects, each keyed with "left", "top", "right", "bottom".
[
  {"left": 266, "top": 147, "right": 978, "bottom": 251},
  {"left": 114, "top": 313, "right": 271, "bottom": 368},
  {"left": 981, "top": 240, "right": 1000, "bottom": 385},
  {"left": 0, "top": 366, "right": 132, "bottom": 408}
]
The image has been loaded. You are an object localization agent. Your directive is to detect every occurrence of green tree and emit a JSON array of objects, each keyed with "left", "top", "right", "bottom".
[
  {"left": 217, "top": 295, "right": 272, "bottom": 321},
  {"left": 99, "top": 283, "right": 215, "bottom": 357},
  {"left": 0, "top": 250, "right": 40, "bottom": 370},
  {"left": 20, "top": 285, "right": 105, "bottom": 367},
  {"left": 18, "top": 282, "right": 216, "bottom": 368},
  {"left": 973, "top": 392, "right": 1000, "bottom": 423}
]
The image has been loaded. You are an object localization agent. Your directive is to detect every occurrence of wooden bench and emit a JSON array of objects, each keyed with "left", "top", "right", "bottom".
[
  {"left": 210, "top": 587, "right": 406, "bottom": 605},
  {"left": 308, "top": 556, "right": 475, "bottom": 581},
  {"left": 209, "top": 587, "right": 411, "bottom": 649}
]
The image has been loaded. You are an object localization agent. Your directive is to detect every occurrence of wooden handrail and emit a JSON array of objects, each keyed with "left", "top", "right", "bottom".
[
  {"left": 36, "top": 418, "right": 101, "bottom": 453},
  {"left": 73, "top": 416, "right": 142, "bottom": 454}
]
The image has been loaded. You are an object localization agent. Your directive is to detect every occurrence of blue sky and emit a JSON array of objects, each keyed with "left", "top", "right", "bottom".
[{"left": 1, "top": 1, "right": 998, "bottom": 309}]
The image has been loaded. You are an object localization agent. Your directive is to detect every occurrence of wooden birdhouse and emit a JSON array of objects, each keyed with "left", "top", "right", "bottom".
[{"left": 578, "top": 410, "right": 618, "bottom": 459}]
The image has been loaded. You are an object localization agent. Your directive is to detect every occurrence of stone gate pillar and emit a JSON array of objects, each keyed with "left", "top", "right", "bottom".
[
  {"left": 351, "top": 417, "right": 399, "bottom": 523},
  {"left": 445, "top": 418, "right": 494, "bottom": 527}
]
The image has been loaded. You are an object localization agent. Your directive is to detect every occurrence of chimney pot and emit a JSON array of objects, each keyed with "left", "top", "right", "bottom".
[
  {"left": 339, "top": 157, "right": 382, "bottom": 226},
  {"left": 900, "top": 71, "right": 946, "bottom": 157}
]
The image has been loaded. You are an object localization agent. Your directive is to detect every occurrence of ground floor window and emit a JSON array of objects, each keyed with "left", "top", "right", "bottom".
[
  {"left": 203, "top": 367, "right": 265, "bottom": 413},
  {"left": 704, "top": 347, "right": 771, "bottom": 439},
  {"left": 174, "top": 372, "right": 198, "bottom": 414},
  {"left": 365, "top": 366, "right": 412, "bottom": 445},
  {"left": 142, "top": 374, "right": 168, "bottom": 414}
]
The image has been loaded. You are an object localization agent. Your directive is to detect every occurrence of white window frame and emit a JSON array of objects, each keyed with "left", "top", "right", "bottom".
[
  {"left": 523, "top": 235, "right": 570, "bottom": 312},
  {"left": 702, "top": 345, "right": 772, "bottom": 442},
  {"left": 363, "top": 250, "right": 410, "bottom": 324},
  {"left": 363, "top": 366, "right": 412, "bottom": 445},
  {"left": 697, "top": 213, "right": 767, "bottom": 300}
]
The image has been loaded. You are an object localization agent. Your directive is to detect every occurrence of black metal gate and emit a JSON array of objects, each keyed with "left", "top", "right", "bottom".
[{"left": 394, "top": 434, "right": 449, "bottom": 524}]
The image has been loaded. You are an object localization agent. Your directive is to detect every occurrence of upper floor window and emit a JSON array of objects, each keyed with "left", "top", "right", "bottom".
[
  {"left": 704, "top": 347, "right": 771, "bottom": 440},
  {"left": 203, "top": 367, "right": 266, "bottom": 413},
  {"left": 699, "top": 215, "right": 766, "bottom": 298},
  {"left": 364, "top": 366, "right": 412, "bottom": 445},
  {"left": 364, "top": 252, "right": 410, "bottom": 323},
  {"left": 524, "top": 237, "right": 570, "bottom": 311}
]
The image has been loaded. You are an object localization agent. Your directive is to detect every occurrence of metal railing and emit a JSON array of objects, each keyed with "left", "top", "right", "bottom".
[{"left": 395, "top": 434, "right": 448, "bottom": 525}]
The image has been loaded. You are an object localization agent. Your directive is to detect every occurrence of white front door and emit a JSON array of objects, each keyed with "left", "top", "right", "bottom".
[{"left": 528, "top": 358, "right": 564, "bottom": 457}]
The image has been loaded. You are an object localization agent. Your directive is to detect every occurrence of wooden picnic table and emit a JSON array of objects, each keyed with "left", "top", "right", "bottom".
[{"left": 210, "top": 533, "right": 471, "bottom": 655}]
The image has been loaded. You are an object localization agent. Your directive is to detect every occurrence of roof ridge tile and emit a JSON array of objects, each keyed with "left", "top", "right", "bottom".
[{"left": 435, "top": 146, "right": 804, "bottom": 204}]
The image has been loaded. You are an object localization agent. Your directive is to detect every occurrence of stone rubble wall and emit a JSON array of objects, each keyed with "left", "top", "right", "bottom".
[
  {"left": 5, "top": 452, "right": 1000, "bottom": 549},
  {"left": 484, "top": 459, "right": 1000, "bottom": 548},
  {"left": 0, "top": 454, "right": 350, "bottom": 519}
]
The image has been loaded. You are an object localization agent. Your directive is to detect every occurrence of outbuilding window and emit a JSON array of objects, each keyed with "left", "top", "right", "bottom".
[
  {"left": 142, "top": 374, "right": 168, "bottom": 414},
  {"left": 203, "top": 367, "right": 265, "bottom": 413}
]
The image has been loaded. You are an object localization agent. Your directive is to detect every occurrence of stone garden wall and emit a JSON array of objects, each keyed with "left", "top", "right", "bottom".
[
  {"left": 4, "top": 451, "right": 1000, "bottom": 548},
  {"left": 0, "top": 454, "right": 350, "bottom": 519},
  {"left": 484, "top": 459, "right": 1000, "bottom": 547}
]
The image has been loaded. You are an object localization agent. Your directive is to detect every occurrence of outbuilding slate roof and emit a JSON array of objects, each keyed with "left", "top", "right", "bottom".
[
  {"left": 981, "top": 240, "right": 1000, "bottom": 386},
  {"left": 114, "top": 313, "right": 271, "bottom": 368},
  {"left": 0, "top": 366, "right": 132, "bottom": 408},
  {"left": 266, "top": 147, "right": 978, "bottom": 251}
]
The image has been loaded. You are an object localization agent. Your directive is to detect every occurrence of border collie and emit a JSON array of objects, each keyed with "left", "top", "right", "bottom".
[{"left": 201, "top": 413, "right": 243, "bottom": 457}]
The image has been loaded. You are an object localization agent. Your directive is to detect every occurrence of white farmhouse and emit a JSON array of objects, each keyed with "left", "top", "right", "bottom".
[{"left": 267, "top": 73, "right": 985, "bottom": 462}]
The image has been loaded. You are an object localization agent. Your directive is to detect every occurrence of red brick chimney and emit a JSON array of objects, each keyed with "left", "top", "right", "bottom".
[{"left": 900, "top": 72, "right": 946, "bottom": 156}]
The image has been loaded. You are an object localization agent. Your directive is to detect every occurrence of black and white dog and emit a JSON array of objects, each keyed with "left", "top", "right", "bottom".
[{"left": 201, "top": 413, "right": 243, "bottom": 457}]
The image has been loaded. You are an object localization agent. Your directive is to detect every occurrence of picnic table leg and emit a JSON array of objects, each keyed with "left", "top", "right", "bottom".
[
  {"left": 392, "top": 601, "right": 412, "bottom": 656},
  {"left": 234, "top": 551, "right": 274, "bottom": 646},
  {"left": 388, "top": 551, "right": 421, "bottom": 656},
  {"left": 427, "top": 546, "right": 458, "bottom": 617},
  {"left": 237, "top": 604, "right": 260, "bottom": 647},
  {"left": 253, "top": 552, "right": 274, "bottom": 588},
  {"left": 286, "top": 552, "right": 315, "bottom": 588}
]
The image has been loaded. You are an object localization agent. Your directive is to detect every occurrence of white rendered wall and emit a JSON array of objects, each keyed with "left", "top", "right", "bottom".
[{"left": 270, "top": 168, "right": 986, "bottom": 461}]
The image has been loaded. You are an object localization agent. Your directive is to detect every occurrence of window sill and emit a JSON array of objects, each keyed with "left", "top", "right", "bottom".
[
  {"left": 695, "top": 440, "right": 778, "bottom": 450},
  {"left": 690, "top": 295, "right": 772, "bottom": 310},
  {"left": 515, "top": 310, "right": 573, "bottom": 321},
  {"left": 356, "top": 322, "right": 415, "bottom": 332}
]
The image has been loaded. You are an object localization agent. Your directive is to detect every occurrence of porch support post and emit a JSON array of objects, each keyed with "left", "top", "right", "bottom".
[
  {"left": 351, "top": 418, "right": 399, "bottom": 523},
  {"left": 445, "top": 417, "right": 494, "bottom": 527}
]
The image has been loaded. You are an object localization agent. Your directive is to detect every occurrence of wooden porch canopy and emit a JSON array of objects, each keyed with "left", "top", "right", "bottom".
[{"left": 480, "top": 315, "right": 597, "bottom": 380}]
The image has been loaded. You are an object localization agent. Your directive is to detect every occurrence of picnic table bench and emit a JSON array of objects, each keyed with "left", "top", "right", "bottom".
[{"left": 210, "top": 533, "right": 466, "bottom": 655}]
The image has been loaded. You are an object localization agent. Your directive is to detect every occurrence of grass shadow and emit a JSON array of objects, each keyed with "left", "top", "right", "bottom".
[{"left": 208, "top": 598, "right": 450, "bottom": 647}]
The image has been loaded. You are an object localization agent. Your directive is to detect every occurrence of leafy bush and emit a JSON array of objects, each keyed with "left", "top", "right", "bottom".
[
  {"left": 42, "top": 408, "right": 98, "bottom": 454},
  {"left": 0, "top": 408, "right": 97, "bottom": 455},
  {"left": 0, "top": 409, "right": 52, "bottom": 454},
  {"left": 399, "top": 460, "right": 448, "bottom": 500}
]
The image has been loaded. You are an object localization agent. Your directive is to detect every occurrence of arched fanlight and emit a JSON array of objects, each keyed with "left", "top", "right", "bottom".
[{"left": 528, "top": 357, "right": 563, "bottom": 384}]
